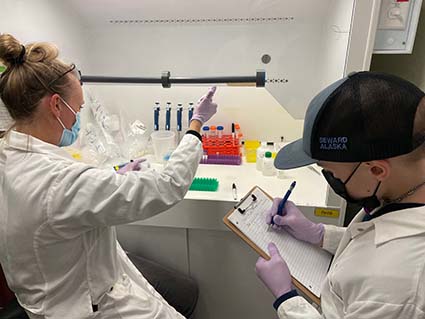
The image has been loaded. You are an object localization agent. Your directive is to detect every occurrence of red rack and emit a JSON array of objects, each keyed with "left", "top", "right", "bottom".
[{"left": 202, "top": 135, "right": 241, "bottom": 156}]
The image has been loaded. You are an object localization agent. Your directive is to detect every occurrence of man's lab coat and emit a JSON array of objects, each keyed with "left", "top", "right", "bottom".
[{"left": 277, "top": 205, "right": 425, "bottom": 318}]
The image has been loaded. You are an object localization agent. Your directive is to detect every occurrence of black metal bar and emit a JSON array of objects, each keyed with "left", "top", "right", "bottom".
[
  {"left": 169, "top": 76, "right": 256, "bottom": 84},
  {"left": 161, "top": 71, "right": 171, "bottom": 88},
  {"left": 81, "top": 70, "right": 266, "bottom": 87},
  {"left": 256, "top": 70, "right": 266, "bottom": 87},
  {"left": 80, "top": 75, "right": 162, "bottom": 84}
]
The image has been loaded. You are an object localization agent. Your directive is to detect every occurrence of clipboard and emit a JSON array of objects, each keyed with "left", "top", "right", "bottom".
[{"left": 223, "top": 186, "right": 332, "bottom": 305}]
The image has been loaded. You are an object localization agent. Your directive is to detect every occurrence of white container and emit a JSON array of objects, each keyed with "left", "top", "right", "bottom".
[
  {"left": 256, "top": 141, "right": 268, "bottom": 171},
  {"left": 217, "top": 126, "right": 224, "bottom": 138},
  {"left": 202, "top": 126, "right": 210, "bottom": 138},
  {"left": 262, "top": 152, "right": 276, "bottom": 176},
  {"left": 275, "top": 136, "right": 285, "bottom": 153},
  {"left": 150, "top": 130, "right": 176, "bottom": 163},
  {"left": 210, "top": 126, "right": 217, "bottom": 138},
  {"left": 277, "top": 169, "right": 286, "bottom": 179}
]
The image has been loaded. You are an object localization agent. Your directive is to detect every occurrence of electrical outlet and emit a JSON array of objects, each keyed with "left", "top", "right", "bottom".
[{"left": 378, "top": 0, "right": 411, "bottom": 30}]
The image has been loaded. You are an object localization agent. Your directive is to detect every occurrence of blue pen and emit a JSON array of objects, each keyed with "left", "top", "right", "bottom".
[{"left": 271, "top": 181, "right": 296, "bottom": 226}]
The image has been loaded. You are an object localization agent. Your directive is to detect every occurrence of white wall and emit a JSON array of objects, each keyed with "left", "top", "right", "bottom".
[
  {"left": 0, "top": 0, "right": 89, "bottom": 67},
  {"left": 73, "top": 0, "right": 353, "bottom": 143},
  {"left": 81, "top": 16, "right": 324, "bottom": 123},
  {"left": 0, "top": 0, "right": 90, "bottom": 130},
  {"left": 317, "top": 0, "right": 354, "bottom": 88},
  {"left": 1, "top": 0, "right": 357, "bottom": 143}
]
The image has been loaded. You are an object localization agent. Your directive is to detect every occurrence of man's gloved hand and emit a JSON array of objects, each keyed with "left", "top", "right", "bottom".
[
  {"left": 191, "top": 87, "right": 218, "bottom": 125},
  {"left": 266, "top": 200, "right": 324, "bottom": 246},
  {"left": 255, "top": 243, "right": 293, "bottom": 298},
  {"left": 116, "top": 158, "right": 149, "bottom": 175}
]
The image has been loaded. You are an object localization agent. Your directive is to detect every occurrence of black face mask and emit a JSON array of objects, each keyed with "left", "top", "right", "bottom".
[{"left": 322, "top": 162, "right": 381, "bottom": 213}]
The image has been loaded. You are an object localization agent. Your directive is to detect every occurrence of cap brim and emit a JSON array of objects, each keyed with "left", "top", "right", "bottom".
[{"left": 274, "top": 139, "right": 317, "bottom": 170}]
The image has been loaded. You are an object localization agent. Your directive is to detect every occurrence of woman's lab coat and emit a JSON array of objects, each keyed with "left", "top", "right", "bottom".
[
  {"left": 0, "top": 130, "right": 202, "bottom": 319},
  {"left": 276, "top": 206, "right": 425, "bottom": 318}
]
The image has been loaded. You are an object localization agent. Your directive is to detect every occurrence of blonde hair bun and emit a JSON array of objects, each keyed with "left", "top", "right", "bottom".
[
  {"left": 0, "top": 34, "right": 59, "bottom": 67},
  {"left": 0, "top": 34, "right": 24, "bottom": 67}
]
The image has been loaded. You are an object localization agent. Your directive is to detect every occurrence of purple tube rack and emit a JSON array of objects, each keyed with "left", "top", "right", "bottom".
[{"left": 200, "top": 154, "right": 242, "bottom": 165}]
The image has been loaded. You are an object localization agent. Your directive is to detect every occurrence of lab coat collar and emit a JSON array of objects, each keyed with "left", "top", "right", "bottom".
[
  {"left": 4, "top": 130, "right": 74, "bottom": 160},
  {"left": 349, "top": 206, "right": 425, "bottom": 245},
  {"left": 373, "top": 206, "right": 425, "bottom": 245}
]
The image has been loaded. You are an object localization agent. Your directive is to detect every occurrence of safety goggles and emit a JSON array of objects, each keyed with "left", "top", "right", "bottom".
[{"left": 48, "top": 63, "right": 82, "bottom": 88}]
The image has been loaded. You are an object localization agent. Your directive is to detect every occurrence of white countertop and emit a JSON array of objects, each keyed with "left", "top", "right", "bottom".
[{"left": 151, "top": 160, "right": 329, "bottom": 207}]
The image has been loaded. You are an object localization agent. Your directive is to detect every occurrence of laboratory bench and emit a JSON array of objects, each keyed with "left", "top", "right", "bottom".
[
  {"left": 117, "top": 160, "right": 341, "bottom": 319},
  {"left": 128, "top": 160, "right": 342, "bottom": 230}
]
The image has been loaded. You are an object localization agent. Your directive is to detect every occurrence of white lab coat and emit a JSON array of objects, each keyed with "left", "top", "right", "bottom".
[
  {"left": 0, "top": 130, "right": 202, "bottom": 319},
  {"left": 277, "top": 206, "right": 425, "bottom": 318}
]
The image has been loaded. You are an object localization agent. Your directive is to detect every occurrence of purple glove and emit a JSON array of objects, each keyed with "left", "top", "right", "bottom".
[
  {"left": 266, "top": 200, "right": 324, "bottom": 246},
  {"left": 191, "top": 87, "right": 218, "bottom": 125},
  {"left": 116, "top": 158, "right": 148, "bottom": 175},
  {"left": 255, "top": 243, "right": 293, "bottom": 298}
]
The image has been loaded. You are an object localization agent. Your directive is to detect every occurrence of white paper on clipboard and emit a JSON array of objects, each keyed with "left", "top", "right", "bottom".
[{"left": 227, "top": 186, "right": 332, "bottom": 298}]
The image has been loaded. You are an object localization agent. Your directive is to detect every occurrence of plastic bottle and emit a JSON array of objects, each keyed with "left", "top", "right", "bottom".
[
  {"left": 235, "top": 123, "right": 241, "bottom": 137},
  {"left": 217, "top": 126, "right": 224, "bottom": 138},
  {"left": 202, "top": 126, "right": 210, "bottom": 138},
  {"left": 267, "top": 141, "right": 275, "bottom": 151},
  {"left": 244, "top": 140, "right": 260, "bottom": 163},
  {"left": 235, "top": 123, "right": 243, "bottom": 144},
  {"left": 275, "top": 136, "right": 285, "bottom": 153},
  {"left": 262, "top": 151, "right": 276, "bottom": 176},
  {"left": 256, "top": 141, "right": 268, "bottom": 171},
  {"left": 210, "top": 125, "right": 217, "bottom": 138},
  {"left": 277, "top": 169, "right": 285, "bottom": 179}
]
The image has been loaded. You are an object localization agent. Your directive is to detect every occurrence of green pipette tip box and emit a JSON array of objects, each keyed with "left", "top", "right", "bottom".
[{"left": 189, "top": 177, "right": 219, "bottom": 192}]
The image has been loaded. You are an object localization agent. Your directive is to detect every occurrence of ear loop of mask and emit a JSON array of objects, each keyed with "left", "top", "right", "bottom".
[
  {"left": 56, "top": 96, "right": 77, "bottom": 128},
  {"left": 347, "top": 162, "right": 382, "bottom": 213},
  {"left": 348, "top": 162, "right": 381, "bottom": 200},
  {"left": 343, "top": 162, "right": 362, "bottom": 185}
]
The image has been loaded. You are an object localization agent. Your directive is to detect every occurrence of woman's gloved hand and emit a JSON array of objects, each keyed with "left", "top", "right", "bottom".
[
  {"left": 266, "top": 200, "right": 324, "bottom": 246},
  {"left": 191, "top": 87, "right": 218, "bottom": 125},
  {"left": 116, "top": 158, "right": 149, "bottom": 175},
  {"left": 255, "top": 243, "right": 293, "bottom": 298}
]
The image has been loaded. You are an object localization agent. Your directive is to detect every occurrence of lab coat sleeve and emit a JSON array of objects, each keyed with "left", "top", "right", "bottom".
[
  {"left": 46, "top": 134, "right": 202, "bottom": 237},
  {"left": 277, "top": 296, "right": 323, "bottom": 319},
  {"left": 322, "top": 224, "right": 346, "bottom": 255},
  {"left": 344, "top": 301, "right": 425, "bottom": 318}
]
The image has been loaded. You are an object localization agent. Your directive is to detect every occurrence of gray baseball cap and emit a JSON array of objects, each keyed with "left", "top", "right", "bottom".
[{"left": 274, "top": 72, "right": 425, "bottom": 170}]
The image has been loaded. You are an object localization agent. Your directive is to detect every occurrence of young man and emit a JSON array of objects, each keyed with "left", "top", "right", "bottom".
[{"left": 256, "top": 72, "right": 425, "bottom": 318}]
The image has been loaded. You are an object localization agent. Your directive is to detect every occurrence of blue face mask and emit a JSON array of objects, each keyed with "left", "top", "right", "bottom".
[{"left": 56, "top": 97, "right": 81, "bottom": 147}]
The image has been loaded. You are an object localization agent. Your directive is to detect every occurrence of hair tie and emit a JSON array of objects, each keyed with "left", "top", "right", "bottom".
[{"left": 13, "top": 45, "right": 26, "bottom": 65}]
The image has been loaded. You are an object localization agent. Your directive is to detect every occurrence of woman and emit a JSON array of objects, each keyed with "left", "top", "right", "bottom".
[
  {"left": 256, "top": 72, "right": 425, "bottom": 318},
  {"left": 0, "top": 34, "right": 217, "bottom": 318}
]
